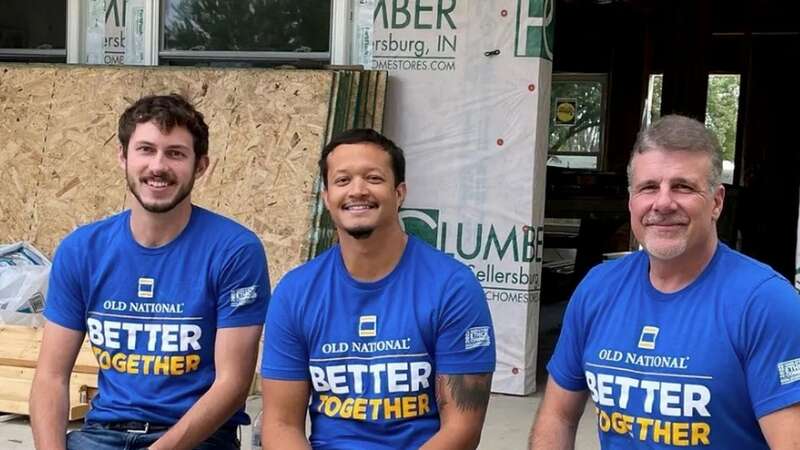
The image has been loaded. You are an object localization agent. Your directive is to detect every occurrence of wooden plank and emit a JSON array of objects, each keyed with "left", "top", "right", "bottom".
[{"left": 0, "top": 325, "right": 98, "bottom": 374}]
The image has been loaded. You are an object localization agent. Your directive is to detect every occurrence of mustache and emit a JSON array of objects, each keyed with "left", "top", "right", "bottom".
[{"left": 643, "top": 213, "right": 688, "bottom": 226}]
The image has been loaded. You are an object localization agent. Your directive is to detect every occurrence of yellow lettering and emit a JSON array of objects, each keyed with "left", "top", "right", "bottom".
[
  {"left": 111, "top": 353, "right": 127, "bottom": 372},
  {"left": 611, "top": 412, "right": 633, "bottom": 434},
  {"left": 96, "top": 350, "right": 111, "bottom": 370},
  {"left": 170, "top": 356, "right": 185, "bottom": 375},
  {"left": 653, "top": 420, "right": 671, "bottom": 444},
  {"left": 418, "top": 393, "right": 430, "bottom": 416},
  {"left": 352, "top": 398, "right": 367, "bottom": 420},
  {"left": 402, "top": 396, "right": 417, "bottom": 417},
  {"left": 126, "top": 354, "right": 140, "bottom": 374},
  {"left": 153, "top": 356, "right": 170, "bottom": 375},
  {"left": 318, "top": 395, "right": 329, "bottom": 413},
  {"left": 340, "top": 398, "right": 354, "bottom": 419},
  {"left": 140, "top": 355, "right": 155, "bottom": 375},
  {"left": 598, "top": 409, "right": 611, "bottom": 432},
  {"left": 672, "top": 422, "right": 690, "bottom": 446},
  {"left": 691, "top": 422, "right": 711, "bottom": 445},
  {"left": 637, "top": 417, "right": 654, "bottom": 441},
  {"left": 369, "top": 399, "right": 382, "bottom": 420},
  {"left": 384, "top": 397, "right": 402, "bottom": 419},
  {"left": 185, "top": 354, "right": 201, "bottom": 372},
  {"left": 324, "top": 396, "right": 342, "bottom": 417}
]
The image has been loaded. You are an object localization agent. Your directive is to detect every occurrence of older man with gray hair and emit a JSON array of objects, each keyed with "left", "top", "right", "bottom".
[{"left": 530, "top": 114, "right": 800, "bottom": 449}]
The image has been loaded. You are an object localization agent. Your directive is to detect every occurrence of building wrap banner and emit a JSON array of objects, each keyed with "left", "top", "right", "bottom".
[{"left": 370, "top": 0, "right": 554, "bottom": 394}]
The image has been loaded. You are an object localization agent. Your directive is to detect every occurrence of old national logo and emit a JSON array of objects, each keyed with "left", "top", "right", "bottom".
[
  {"left": 555, "top": 98, "right": 577, "bottom": 126},
  {"left": 399, "top": 208, "right": 440, "bottom": 247},
  {"left": 137, "top": 277, "right": 155, "bottom": 299},
  {"left": 637, "top": 326, "right": 659, "bottom": 350},
  {"left": 358, "top": 315, "right": 377, "bottom": 338}
]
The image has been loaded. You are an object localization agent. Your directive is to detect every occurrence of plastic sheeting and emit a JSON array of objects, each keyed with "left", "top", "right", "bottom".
[{"left": 371, "top": 0, "right": 554, "bottom": 394}]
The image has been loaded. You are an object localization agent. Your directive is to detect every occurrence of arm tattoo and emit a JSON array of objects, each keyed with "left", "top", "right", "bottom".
[{"left": 436, "top": 374, "right": 492, "bottom": 413}]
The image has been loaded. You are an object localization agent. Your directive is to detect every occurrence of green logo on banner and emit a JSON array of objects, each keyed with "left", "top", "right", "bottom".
[
  {"left": 515, "top": 0, "right": 555, "bottom": 60},
  {"left": 399, "top": 208, "right": 440, "bottom": 247}
]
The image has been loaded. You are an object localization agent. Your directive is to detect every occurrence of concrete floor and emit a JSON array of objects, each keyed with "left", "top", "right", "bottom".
[{"left": 0, "top": 391, "right": 599, "bottom": 449}]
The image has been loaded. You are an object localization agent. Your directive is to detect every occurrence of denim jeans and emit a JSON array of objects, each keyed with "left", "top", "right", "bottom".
[{"left": 66, "top": 422, "right": 240, "bottom": 450}]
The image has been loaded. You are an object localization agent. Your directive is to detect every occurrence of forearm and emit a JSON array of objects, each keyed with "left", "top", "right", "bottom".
[
  {"left": 149, "top": 378, "right": 249, "bottom": 450},
  {"left": 30, "top": 375, "right": 70, "bottom": 450},
  {"left": 529, "top": 415, "right": 578, "bottom": 450},
  {"left": 262, "top": 422, "right": 311, "bottom": 450}
]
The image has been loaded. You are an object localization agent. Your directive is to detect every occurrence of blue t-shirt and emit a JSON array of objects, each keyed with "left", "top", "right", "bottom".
[
  {"left": 548, "top": 243, "right": 800, "bottom": 448},
  {"left": 260, "top": 235, "right": 495, "bottom": 450},
  {"left": 44, "top": 206, "right": 270, "bottom": 426}
]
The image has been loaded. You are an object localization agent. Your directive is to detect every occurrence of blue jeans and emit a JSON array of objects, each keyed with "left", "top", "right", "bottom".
[{"left": 66, "top": 422, "right": 240, "bottom": 450}]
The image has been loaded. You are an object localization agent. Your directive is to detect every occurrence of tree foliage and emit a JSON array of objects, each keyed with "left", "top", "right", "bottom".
[
  {"left": 163, "top": 0, "right": 330, "bottom": 52},
  {"left": 705, "top": 75, "right": 740, "bottom": 162},
  {"left": 548, "top": 80, "right": 602, "bottom": 154}
]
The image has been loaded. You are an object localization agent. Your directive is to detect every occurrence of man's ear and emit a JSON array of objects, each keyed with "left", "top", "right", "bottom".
[
  {"left": 195, "top": 155, "right": 210, "bottom": 177},
  {"left": 712, "top": 184, "right": 726, "bottom": 221},
  {"left": 396, "top": 182, "right": 407, "bottom": 210},
  {"left": 117, "top": 145, "right": 126, "bottom": 170}
]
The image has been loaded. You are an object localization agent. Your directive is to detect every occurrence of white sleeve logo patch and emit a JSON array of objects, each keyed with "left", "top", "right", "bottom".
[
  {"left": 778, "top": 358, "right": 800, "bottom": 385},
  {"left": 230, "top": 285, "right": 258, "bottom": 307},
  {"left": 465, "top": 326, "right": 491, "bottom": 350}
]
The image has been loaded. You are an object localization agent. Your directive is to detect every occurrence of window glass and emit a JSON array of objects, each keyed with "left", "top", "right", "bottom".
[
  {"left": 643, "top": 74, "right": 662, "bottom": 127},
  {"left": 162, "top": 0, "right": 331, "bottom": 52},
  {"left": 0, "top": 0, "right": 66, "bottom": 50},
  {"left": 547, "top": 75, "right": 606, "bottom": 170},
  {"left": 705, "top": 74, "right": 741, "bottom": 185}
]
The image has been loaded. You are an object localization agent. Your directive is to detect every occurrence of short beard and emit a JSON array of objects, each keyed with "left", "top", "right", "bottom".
[
  {"left": 127, "top": 173, "right": 195, "bottom": 214},
  {"left": 345, "top": 226, "right": 374, "bottom": 240},
  {"left": 643, "top": 239, "right": 687, "bottom": 261}
]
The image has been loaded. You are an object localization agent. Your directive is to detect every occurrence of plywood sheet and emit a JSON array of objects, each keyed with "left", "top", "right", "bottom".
[
  {"left": 1, "top": 64, "right": 384, "bottom": 284},
  {"left": 0, "top": 66, "right": 56, "bottom": 244}
]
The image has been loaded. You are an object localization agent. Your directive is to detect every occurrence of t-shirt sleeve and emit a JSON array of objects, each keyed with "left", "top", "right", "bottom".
[
  {"left": 260, "top": 279, "right": 309, "bottom": 380},
  {"left": 546, "top": 275, "right": 590, "bottom": 392},
  {"left": 434, "top": 268, "right": 496, "bottom": 374},
  {"left": 43, "top": 235, "right": 88, "bottom": 331},
  {"left": 216, "top": 236, "right": 271, "bottom": 328},
  {"left": 740, "top": 276, "right": 800, "bottom": 418}
]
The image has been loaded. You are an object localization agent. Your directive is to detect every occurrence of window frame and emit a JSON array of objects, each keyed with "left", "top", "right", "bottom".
[
  {"left": 157, "top": 0, "right": 340, "bottom": 66},
  {"left": 547, "top": 72, "right": 609, "bottom": 170}
]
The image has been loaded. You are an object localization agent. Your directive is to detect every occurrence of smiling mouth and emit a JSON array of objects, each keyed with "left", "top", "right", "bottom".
[
  {"left": 343, "top": 203, "right": 376, "bottom": 211},
  {"left": 142, "top": 178, "right": 174, "bottom": 189}
]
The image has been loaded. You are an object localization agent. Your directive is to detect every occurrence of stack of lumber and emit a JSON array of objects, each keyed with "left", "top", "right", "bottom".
[{"left": 0, "top": 325, "right": 97, "bottom": 420}]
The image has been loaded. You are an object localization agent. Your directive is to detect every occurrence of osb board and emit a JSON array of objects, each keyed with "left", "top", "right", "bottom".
[
  {"left": 35, "top": 67, "right": 141, "bottom": 254},
  {"left": 0, "top": 66, "right": 58, "bottom": 245},
  {"left": 0, "top": 64, "right": 337, "bottom": 282}
]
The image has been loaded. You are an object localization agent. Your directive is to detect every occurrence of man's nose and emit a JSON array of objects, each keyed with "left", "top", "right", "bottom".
[
  {"left": 653, "top": 186, "right": 676, "bottom": 211},
  {"left": 149, "top": 151, "right": 168, "bottom": 172},
  {"left": 349, "top": 177, "right": 369, "bottom": 196}
]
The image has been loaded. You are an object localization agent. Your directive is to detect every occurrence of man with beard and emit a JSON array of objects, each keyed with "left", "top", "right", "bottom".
[
  {"left": 30, "top": 94, "right": 270, "bottom": 450},
  {"left": 530, "top": 115, "right": 800, "bottom": 449},
  {"left": 258, "top": 128, "right": 496, "bottom": 449}
]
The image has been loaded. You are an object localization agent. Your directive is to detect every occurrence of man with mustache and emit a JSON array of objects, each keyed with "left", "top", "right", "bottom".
[
  {"left": 30, "top": 94, "right": 270, "bottom": 450},
  {"left": 530, "top": 115, "right": 800, "bottom": 449},
  {"left": 259, "top": 128, "right": 495, "bottom": 449}
]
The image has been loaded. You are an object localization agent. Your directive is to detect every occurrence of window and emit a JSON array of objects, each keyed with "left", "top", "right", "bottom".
[
  {"left": 160, "top": 0, "right": 331, "bottom": 66},
  {"left": 705, "top": 74, "right": 741, "bottom": 185},
  {"left": 547, "top": 74, "right": 608, "bottom": 170},
  {"left": 644, "top": 73, "right": 740, "bottom": 185},
  {"left": 643, "top": 73, "right": 662, "bottom": 127},
  {"left": 0, "top": 0, "right": 66, "bottom": 62}
]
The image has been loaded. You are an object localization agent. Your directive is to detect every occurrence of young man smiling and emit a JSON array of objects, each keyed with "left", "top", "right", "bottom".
[
  {"left": 30, "top": 94, "right": 270, "bottom": 450},
  {"left": 530, "top": 115, "right": 800, "bottom": 449},
  {"left": 259, "top": 128, "right": 496, "bottom": 449}
]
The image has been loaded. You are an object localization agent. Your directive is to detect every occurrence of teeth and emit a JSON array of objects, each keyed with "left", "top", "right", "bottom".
[{"left": 346, "top": 204, "right": 372, "bottom": 210}]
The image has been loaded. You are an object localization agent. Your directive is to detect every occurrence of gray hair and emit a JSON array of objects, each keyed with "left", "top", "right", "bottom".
[{"left": 627, "top": 114, "right": 723, "bottom": 191}]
